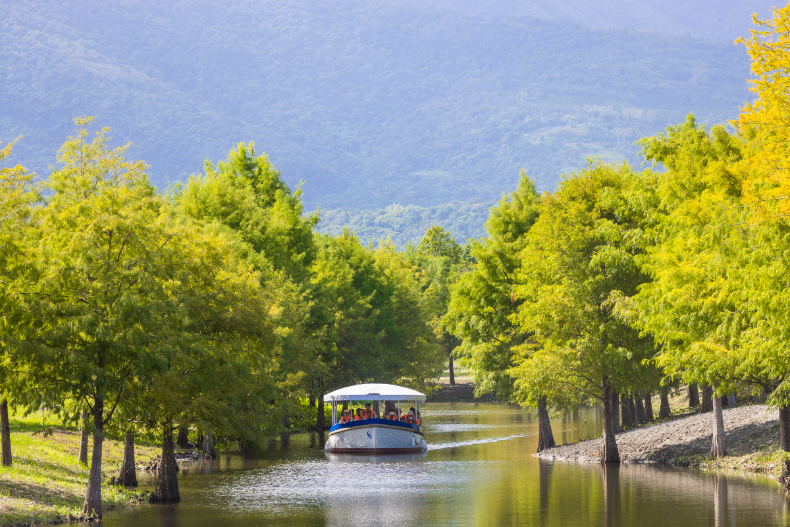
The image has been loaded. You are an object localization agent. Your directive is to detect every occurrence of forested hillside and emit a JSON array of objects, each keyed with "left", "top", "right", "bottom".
[
  {"left": 401, "top": 0, "right": 775, "bottom": 43},
  {"left": 2, "top": 0, "right": 752, "bottom": 214},
  {"left": 319, "top": 200, "right": 493, "bottom": 247}
]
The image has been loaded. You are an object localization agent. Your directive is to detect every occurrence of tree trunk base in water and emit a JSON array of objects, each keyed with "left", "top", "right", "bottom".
[
  {"left": 536, "top": 395, "right": 556, "bottom": 453},
  {"left": 118, "top": 430, "right": 138, "bottom": 487},
  {"left": 157, "top": 424, "right": 180, "bottom": 503},
  {"left": 176, "top": 427, "right": 189, "bottom": 449},
  {"left": 601, "top": 381, "right": 621, "bottom": 464}
]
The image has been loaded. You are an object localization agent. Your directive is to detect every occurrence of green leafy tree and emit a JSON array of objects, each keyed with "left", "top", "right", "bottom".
[
  {"left": 0, "top": 137, "right": 37, "bottom": 467},
  {"left": 630, "top": 116, "right": 749, "bottom": 458},
  {"left": 406, "top": 226, "right": 466, "bottom": 384},
  {"left": 174, "top": 142, "right": 322, "bottom": 428},
  {"left": 511, "top": 162, "right": 655, "bottom": 463},
  {"left": 444, "top": 172, "right": 540, "bottom": 399},
  {"left": 311, "top": 231, "right": 441, "bottom": 392},
  {"left": 176, "top": 142, "right": 318, "bottom": 282},
  {"left": 126, "top": 220, "right": 284, "bottom": 501},
  {"left": 8, "top": 118, "right": 178, "bottom": 516},
  {"left": 444, "top": 173, "right": 563, "bottom": 451}
]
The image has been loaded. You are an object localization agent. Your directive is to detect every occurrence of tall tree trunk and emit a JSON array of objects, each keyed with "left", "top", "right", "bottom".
[
  {"left": 627, "top": 396, "right": 637, "bottom": 425},
  {"left": 118, "top": 430, "right": 137, "bottom": 487},
  {"left": 1, "top": 400, "right": 11, "bottom": 467},
  {"left": 78, "top": 410, "right": 89, "bottom": 465},
  {"left": 688, "top": 384, "right": 700, "bottom": 408},
  {"left": 176, "top": 427, "right": 189, "bottom": 449},
  {"left": 82, "top": 397, "right": 104, "bottom": 518},
  {"left": 710, "top": 390, "right": 727, "bottom": 458},
  {"left": 620, "top": 393, "right": 633, "bottom": 428},
  {"left": 449, "top": 354, "right": 455, "bottom": 386},
  {"left": 282, "top": 409, "right": 290, "bottom": 431},
  {"left": 536, "top": 395, "right": 556, "bottom": 453},
  {"left": 611, "top": 391, "right": 620, "bottom": 432},
  {"left": 601, "top": 380, "right": 620, "bottom": 463},
  {"left": 644, "top": 391, "right": 654, "bottom": 422},
  {"left": 701, "top": 385, "right": 713, "bottom": 412},
  {"left": 659, "top": 387, "right": 671, "bottom": 419},
  {"left": 157, "top": 423, "right": 180, "bottom": 502},
  {"left": 280, "top": 409, "right": 291, "bottom": 448},
  {"left": 316, "top": 387, "right": 325, "bottom": 431},
  {"left": 634, "top": 393, "right": 647, "bottom": 425},
  {"left": 779, "top": 406, "right": 790, "bottom": 489}
]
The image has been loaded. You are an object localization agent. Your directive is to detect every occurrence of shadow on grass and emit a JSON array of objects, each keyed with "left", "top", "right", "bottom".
[
  {"left": 13, "top": 456, "right": 87, "bottom": 484},
  {"left": 0, "top": 477, "right": 83, "bottom": 509}
]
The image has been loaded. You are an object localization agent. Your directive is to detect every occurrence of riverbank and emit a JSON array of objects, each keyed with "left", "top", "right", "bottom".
[
  {"left": 538, "top": 405, "right": 785, "bottom": 475},
  {"left": 0, "top": 414, "right": 159, "bottom": 527},
  {"left": 425, "top": 382, "right": 497, "bottom": 403}
]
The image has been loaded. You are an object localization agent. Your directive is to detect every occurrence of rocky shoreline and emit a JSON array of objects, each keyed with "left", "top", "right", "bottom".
[{"left": 538, "top": 405, "right": 781, "bottom": 471}]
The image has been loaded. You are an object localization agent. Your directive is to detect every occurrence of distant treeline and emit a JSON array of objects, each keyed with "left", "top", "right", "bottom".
[{"left": 318, "top": 200, "right": 493, "bottom": 247}]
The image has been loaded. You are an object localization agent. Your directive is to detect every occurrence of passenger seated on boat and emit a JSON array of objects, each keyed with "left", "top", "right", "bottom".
[
  {"left": 355, "top": 408, "right": 364, "bottom": 421},
  {"left": 340, "top": 409, "right": 351, "bottom": 423},
  {"left": 386, "top": 410, "right": 397, "bottom": 420},
  {"left": 415, "top": 412, "right": 421, "bottom": 426},
  {"left": 365, "top": 403, "right": 375, "bottom": 419}
]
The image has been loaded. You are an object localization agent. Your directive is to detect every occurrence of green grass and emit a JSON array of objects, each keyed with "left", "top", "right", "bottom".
[{"left": 0, "top": 410, "right": 159, "bottom": 527}]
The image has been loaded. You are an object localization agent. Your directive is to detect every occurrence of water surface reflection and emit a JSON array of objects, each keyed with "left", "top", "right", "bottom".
[{"left": 95, "top": 403, "right": 788, "bottom": 527}]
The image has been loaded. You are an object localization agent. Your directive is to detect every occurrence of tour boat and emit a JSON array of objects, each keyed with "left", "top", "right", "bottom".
[{"left": 324, "top": 383, "right": 427, "bottom": 454}]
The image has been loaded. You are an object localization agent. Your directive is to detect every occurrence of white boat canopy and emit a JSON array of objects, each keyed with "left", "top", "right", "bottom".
[{"left": 323, "top": 383, "right": 426, "bottom": 402}]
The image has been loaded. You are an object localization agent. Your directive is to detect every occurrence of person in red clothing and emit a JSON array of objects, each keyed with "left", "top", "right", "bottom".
[
  {"left": 387, "top": 410, "right": 397, "bottom": 420},
  {"left": 365, "top": 403, "right": 375, "bottom": 419},
  {"left": 355, "top": 408, "right": 364, "bottom": 421},
  {"left": 339, "top": 409, "right": 350, "bottom": 423},
  {"left": 415, "top": 412, "right": 422, "bottom": 426}
]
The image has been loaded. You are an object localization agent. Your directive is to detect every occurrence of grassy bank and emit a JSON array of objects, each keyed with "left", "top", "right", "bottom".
[{"left": 0, "top": 411, "right": 159, "bottom": 527}]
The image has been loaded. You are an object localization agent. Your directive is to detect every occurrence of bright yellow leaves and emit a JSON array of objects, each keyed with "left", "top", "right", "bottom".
[{"left": 737, "top": 4, "right": 790, "bottom": 219}]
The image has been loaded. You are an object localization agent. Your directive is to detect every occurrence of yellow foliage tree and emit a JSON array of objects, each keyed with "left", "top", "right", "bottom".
[{"left": 737, "top": 4, "right": 790, "bottom": 219}]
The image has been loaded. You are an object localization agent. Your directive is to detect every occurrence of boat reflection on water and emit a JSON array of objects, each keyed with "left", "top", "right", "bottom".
[
  {"left": 325, "top": 451, "right": 428, "bottom": 464},
  {"left": 323, "top": 450, "right": 431, "bottom": 527}
]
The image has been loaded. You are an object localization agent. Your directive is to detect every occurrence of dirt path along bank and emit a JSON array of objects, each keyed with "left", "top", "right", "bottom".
[{"left": 538, "top": 405, "right": 780, "bottom": 470}]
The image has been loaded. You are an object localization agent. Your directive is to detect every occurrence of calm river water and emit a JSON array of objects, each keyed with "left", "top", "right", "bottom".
[{"left": 97, "top": 403, "right": 789, "bottom": 526}]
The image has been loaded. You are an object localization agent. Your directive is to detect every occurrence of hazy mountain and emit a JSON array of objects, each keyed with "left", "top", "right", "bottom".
[
  {"left": 395, "top": 0, "right": 776, "bottom": 43},
  {"left": 1, "top": 0, "right": 758, "bottom": 226}
]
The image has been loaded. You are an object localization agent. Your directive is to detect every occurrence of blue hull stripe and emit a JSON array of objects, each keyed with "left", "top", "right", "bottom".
[{"left": 330, "top": 417, "right": 420, "bottom": 433}]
